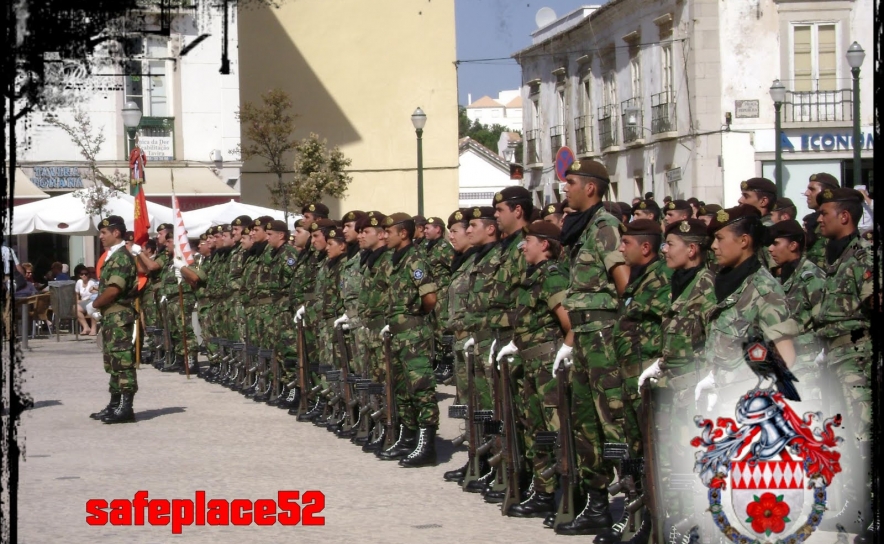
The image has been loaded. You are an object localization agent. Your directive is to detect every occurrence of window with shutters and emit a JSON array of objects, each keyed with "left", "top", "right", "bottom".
[{"left": 792, "top": 23, "right": 837, "bottom": 92}]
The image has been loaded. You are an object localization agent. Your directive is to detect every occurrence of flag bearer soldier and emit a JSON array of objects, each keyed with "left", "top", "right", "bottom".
[
  {"left": 89, "top": 215, "right": 139, "bottom": 424},
  {"left": 555, "top": 159, "right": 630, "bottom": 536}
]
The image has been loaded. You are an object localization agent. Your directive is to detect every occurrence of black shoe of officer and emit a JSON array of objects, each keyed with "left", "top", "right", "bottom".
[
  {"left": 90, "top": 393, "right": 120, "bottom": 420},
  {"left": 437, "top": 362, "right": 454, "bottom": 385},
  {"left": 101, "top": 393, "right": 136, "bottom": 424},
  {"left": 554, "top": 487, "right": 613, "bottom": 535},
  {"left": 184, "top": 356, "right": 200, "bottom": 377},
  {"left": 243, "top": 385, "right": 257, "bottom": 398},
  {"left": 253, "top": 389, "right": 271, "bottom": 403},
  {"left": 280, "top": 388, "right": 299, "bottom": 410},
  {"left": 296, "top": 399, "right": 325, "bottom": 422},
  {"left": 399, "top": 427, "right": 437, "bottom": 468},
  {"left": 622, "top": 508, "right": 653, "bottom": 544},
  {"left": 161, "top": 356, "right": 183, "bottom": 372},
  {"left": 443, "top": 459, "right": 470, "bottom": 482},
  {"left": 377, "top": 425, "right": 416, "bottom": 460},
  {"left": 508, "top": 491, "right": 556, "bottom": 518},
  {"left": 336, "top": 425, "right": 357, "bottom": 439},
  {"left": 543, "top": 512, "right": 556, "bottom": 529},
  {"left": 362, "top": 427, "right": 386, "bottom": 453},
  {"left": 484, "top": 488, "right": 505, "bottom": 503},
  {"left": 464, "top": 466, "right": 496, "bottom": 493},
  {"left": 267, "top": 387, "right": 287, "bottom": 407}
]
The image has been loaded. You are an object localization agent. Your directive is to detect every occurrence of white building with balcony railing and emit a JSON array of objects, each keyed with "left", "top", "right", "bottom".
[{"left": 513, "top": 0, "right": 874, "bottom": 209}]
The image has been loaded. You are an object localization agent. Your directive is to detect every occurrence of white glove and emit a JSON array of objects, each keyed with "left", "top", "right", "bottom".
[
  {"left": 553, "top": 343, "right": 574, "bottom": 373},
  {"left": 159, "top": 295, "right": 167, "bottom": 304},
  {"left": 130, "top": 244, "right": 142, "bottom": 256},
  {"left": 294, "top": 305, "right": 305, "bottom": 323},
  {"left": 707, "top": 392, "right": 719, "bottom": 411},
  {"left": 695, "top": 371, "right": 716, "bottom": 404},
  {"left": 638, "top": 358, "right": 663, "bottom": 389},
  {"left": 813, "top": 349, "right": 826, "bottom": 366},
  {"left": 463, "top": 337, "right": 475, "bottom": 351},
  {"left": 174, "top": 268, "right": 182, "bottom": 281},
  {"left": 496, "top": 340, "right": 519, "bottom": 362},
  {"left": 487, "top": 339, "right": 497, "bottom": 369},
  {"left": 380, "top": 324, "right": 390, "bottom": 336},
  {"left": 333, "top": 314, "right": 349, "bottom": 327},
  {"left": 172, "top": 258, "right": 187, "bottom": 270}
]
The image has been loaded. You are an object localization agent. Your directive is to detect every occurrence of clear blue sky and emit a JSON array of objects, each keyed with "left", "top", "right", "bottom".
[{"left": 455, "top": 0, "right": 607, "bottom": 106}]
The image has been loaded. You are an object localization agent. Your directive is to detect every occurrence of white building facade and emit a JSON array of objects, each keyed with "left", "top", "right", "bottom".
[
  {"left": 458, "top": 137, "right": 519, "bottom": 208},
  {"left": 465, "top": 91, "right": 524, "bottom": 132},
  {"left": 11, "top": 4, "right": 241, "bottom": 268},
  {"left": 514, "top": 0, "right": 874, "bottom": 212}
]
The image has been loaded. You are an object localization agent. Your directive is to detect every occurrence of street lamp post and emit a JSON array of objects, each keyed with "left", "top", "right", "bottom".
[
  {"left": 411, "top": 107, "right": 427, "bottom": 216},
  {"left": 121, "top": 100, "right": 143, "bottom": 154},
  {"left": 846, "top": 42, "right": 865, "bottom": 188},
  {"left": 769, "top": 79, "right": 786, "bottom": 197}
]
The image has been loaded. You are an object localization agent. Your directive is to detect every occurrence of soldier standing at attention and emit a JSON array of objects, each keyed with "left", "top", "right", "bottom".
[
  {"left": 540, "top": 202, "right": 565, "bottom": 228},
  {"left": 737, "top": 177, "right": 778, "bottom": 227},
  {"left": 662, "top": 200, "right": 692, "bottom": 226},
  {"left": 555, "top": 159, "right": 629, "bottom": 536},
  {"left": 769, "top": 197, "right": 797, "bottom": 223},
  {"left": 261, "top": 220, "right": 299, "bottom": 404},
  {"left": 422, "top": 217, "right": 454, "bottom": 383},
  {"left": 412, "top": 215, "right": 427, "bottom": 252},
  {"left": 377, "top": 213, "right": 439, "bottom": 467},
  {"left": 88, "top": 215, "right": 139, "bottom": 424},
  {"left": 802, "top": 173, "right": 839, "bottom": 269},
  {"left": 813, "top": 187, "right": 875, "bottom": 542}
]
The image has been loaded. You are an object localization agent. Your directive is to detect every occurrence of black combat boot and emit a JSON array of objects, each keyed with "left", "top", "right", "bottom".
[
  {"left": 464, "top": 465, "right": 497, "bottom": 493},
  {"left": 267, "top": 386, "right": 287, "bottom": 407},
  {"left": 623, "top": 508, "right": 653, "bottom": 544},
  {"left": 101, "top": 393, "right": 136, "bottom": 424},
  {"left": 296, "top": 398, "right": 325, "bottom": 422},
  {"left": 443, "top": 458, "right": 470, "bottom": 482},
  {"left": 543, "top": 512, "right": 556, "bottom": 528},
  {"left": 554, "top": 487, "right": 613, "bottom": 535},
  {"left": 508, "top": 490, "right": 556, "bottom": 518},
  {"left": 162, "top": 355, "right": 183, "bottom": 372},
  {"left": 90, "top": 393, "right": 120, "bottom": 420},
  {"left": 204, "top": 364, "right": 220, "bottom": 382},
  {"left": 362, "top": 426, "right": 386, "bottom": 453},
  {"left": 399, "top": 427, "right": 437, "bottom": 468},
  {"left": 183, "top": 354, "right": 200, "bottom": 376},
  {"left": 436, "top": 360, "right": 454, "bottom": 385},
  {"left": 280, "top": 387, "right": 300, "bottom": 410},
  {"left": 253, "top": 387, "right": 271, "bottom": 403},
  {"left": 377, "top": 425, "right": 417, "bottom": 461}
]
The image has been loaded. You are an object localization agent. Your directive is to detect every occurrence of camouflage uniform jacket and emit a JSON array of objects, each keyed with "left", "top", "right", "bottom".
[
  {"left": 191, "top": 254, "right": 210, "bottom": 302},
  {"left": 613, "top": 258, "right": 673, "bottom": 368},
  {"left": 315, "top": 254, "right": 345, "bottom": 322},
  {"left": 705, "top": 265, "right": 798, "bottom": 372},
  {"left": 358, "top": 248, "right": 391, "bottom": 323},
  {"left": 289, "top": 247, "right": 322, "bottom": 311},
  {"left": 779, "top": 256, "right": 825, "bottom": 354},
  {"left": 160, "top": 251, "right": 195, "bottom": 297},
  {"left": 446, "top": 251, "right": 477, "bottom": 333},
  {"left": 206, "top": 249, "right": 231, "bottom": 301},
  {"left": 562, "top": 205, "right": 625, "bottom": 333},
  {"left": 227, "top": 243, "right": 248, "bottom": 295},
  {"left": 340, "top": 245, "right": 364, "bottom": 321},
  {"left": 238, "top": 250, "right": 259, "bottom": 306},
  {"left": 487, "top": 230, "right": 527, "bottom": 330},
  {"left": 267, "top": 243, "right": 299, "bottom": 306},
  {"left": 813, "top": 234, "right": 874, "bottom": 340},
  {"left": 424, "top": 238, "right": 454, "bottom": 324},
  {"left": 251, "top": 242, "right": 276, "bottom": 300},
  {"left": 512, "top": 259, "right": 568, "bottom": 349},
  {"left": 241, "top": 242, "right": 268, "bottom": 302},
  {"left": 384, "top": 244, "right": 436, "bottom": 326},
  {"left": 463, "top": 242, "right": 500, "bottom": 333},
  {"left": 146, "top": 251, "right": 168, "bottom": 296},
  {"left": 661, "top": 267, "right": 716, "bottom": 373},
  {"left": 98, "top": 243, "right": 138, "bottom": 315},
  {"left": 805, "top": 222, "right": 828, "bottom": 269}
]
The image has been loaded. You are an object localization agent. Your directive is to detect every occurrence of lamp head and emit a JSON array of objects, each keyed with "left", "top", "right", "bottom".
[
  {"left": 624, "top": 105, "right": 639, "bottom": 127},
  {"left": 846, "top": 41, "right": 865, "bottom": 69},
  {"left": 121, "top": 100, "right": 143, "bottom": 129},
  {"left": 411, "top": 107, "right": 427, "bottom": 130},
  {"left": 769, "top": 79, "right": 786, "bottom": 105}
]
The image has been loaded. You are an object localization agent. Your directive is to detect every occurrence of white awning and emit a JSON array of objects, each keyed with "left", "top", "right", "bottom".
[
  {"left": 99, "top": 167, "right": 239, "bottom": 197},
  {"left": 10, "top": 169, "right": 51, "bottom": 200}
]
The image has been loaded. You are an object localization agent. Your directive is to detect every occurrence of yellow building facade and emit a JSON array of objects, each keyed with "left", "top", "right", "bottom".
[{"left": 237, "top": 0, "right": 459, "bottom": 218}]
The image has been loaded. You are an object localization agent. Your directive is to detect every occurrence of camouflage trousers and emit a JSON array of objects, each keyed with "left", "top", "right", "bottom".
[
  {"left": 197, "top": 300, "right": 215, "bottom": 359},
  {"left": 165, "top": 295, "right": 197, "bottom": 358},
  {"left": 453, "top": 335, "right": 470, "bottom": 404},
  {"left": 141, "top": 288, "right": 160, "bottom": 348},
  {"left": 469, "top": 337, "right": 495, "bottom": 411},
  {"left": 572, "top": 326, "right": 622, "bottom": 489},
  {"left": 522, "top": 350, "right": 559, "bottom": 493},
  {"left": 390, "top": 324, "right": 439, "bottom": 429},
  {"left": 823, "top": 335, "right": 871, "bottom": 443},
  {"left": 620, "top": 356, "right": 657, "bottom": 459},
  {"left": 101, "top": 308, "right": 138, "bottom": 394},
  {"left": 272, "top": 308, "right": 297, "bottom": 384}
]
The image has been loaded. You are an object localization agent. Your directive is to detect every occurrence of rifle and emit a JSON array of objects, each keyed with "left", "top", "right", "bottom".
[
  {"left": 485, "top": 337, "right": 508, "bottom": 495},
  {"left": 544, "top": 365, "right": 578, "bottom": 529},
  {"left": 641, "top": 381, "right": 665, "bottom": 544},
  {"left": 460, "top": 346, "right": 483, "bottom": 488},
  {"left": 297, "top": 318, "right": 310, "bottom": 414},
  {"left": 177, "top": 284, "right": 190, "bottom": 379},
  {"left": 603, "top": 442, "right": 643, "bottom": 538},
  {"left": 382, "top": 329, "right": 397, "bottom": 449},
  {"left": 335, "top": 325, "right": 355, "bottom": 431},
  {"left": 498, "top": 354, "right": 522, "bottom": 516},
  {"left": 160, "top": 297, "right": 173, "bottom": 369}
]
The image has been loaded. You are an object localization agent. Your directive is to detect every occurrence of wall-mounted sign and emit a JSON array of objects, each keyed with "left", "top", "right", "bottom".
[
  {"left": 754, "top": 127, "right": 874, "bottom": 154},
  {"left": 735, "top": 100, "right": 760, "bottom": 118},
  {"left": 665, "top": 167, "right": 682, "bottom": 183},
  {"left": 29, "top": 166, "right": 84, "bottom": 189},
  {"left": 139, "top": 135, "right": 174, "bottom": 161}
]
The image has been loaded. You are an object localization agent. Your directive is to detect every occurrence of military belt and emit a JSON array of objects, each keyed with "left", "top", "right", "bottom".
[
  {"left": 389, "top": 315, "right": 426, "bottom": 336},
  {"left": 826, "top": 329, "right": 868, "bottom": 350},
  {"left": 520, "top": 340, "right": 558, "bottom": 361},
  {"left": 568, "top": 309, "right": 618, "bottom": 326},
  {"left": 256, "top": 296, "right": 272, "bottom": 304},
  {"left": 365, "top": 317, "right": 385, "bottom": 331},
  {"left": 621, "top": 360, "right": 643, "bottom": 379},
  {"left": 666, "top": 371, "right": 699, "bottom": 391},
  {"left": 472, "top": 329, "right": 494, "bottom": 343},
  {"left": 795, "top": 337, "right": 821, "bottom": 357},
  {"left": 454, "top": 330, "right": 469, "bottom": 341},
  {"left": 303, "top": 294, "right": 317, "bottom": 302}
]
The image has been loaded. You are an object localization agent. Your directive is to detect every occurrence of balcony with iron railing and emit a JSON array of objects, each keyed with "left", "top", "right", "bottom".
[
  {"left": 783, "top": 89, "right": 853, "bottom": 124},
  {"left": 620, "top": 97, "right": 643, "bottom": 144},
  {"left": 650, "top": 91, "right": 676, "bottom": 135},
  {"left": 598, "top": 105, "right": 618, "bottom": 150},
  {"left": 575, "top": 115, "right": 594, "bottom": 155},
  {"left": 550, "top": 125, "right": 564, "bottom": 152},
  {"left": 525, "top": 129, "right": 540, "bottom": 165}
]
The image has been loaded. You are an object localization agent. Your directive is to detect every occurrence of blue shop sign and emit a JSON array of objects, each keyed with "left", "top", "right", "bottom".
[
  {"left": 780, "top": 131, "right": 874, "bottom": 152},
  {"left": 30, "top": 166, "right": 85, "bottom": 189}
]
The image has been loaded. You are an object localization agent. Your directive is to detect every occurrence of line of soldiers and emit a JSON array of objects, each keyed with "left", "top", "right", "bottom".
[{"left": 109, "top": 164, "right": 875, "bottom": 543}]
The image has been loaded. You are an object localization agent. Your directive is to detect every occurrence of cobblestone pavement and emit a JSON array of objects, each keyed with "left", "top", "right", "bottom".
[{"left": 15, "top": 336, "right": 851, "bottom": 543}]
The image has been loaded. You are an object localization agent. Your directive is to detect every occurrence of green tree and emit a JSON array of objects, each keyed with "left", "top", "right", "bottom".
[
  {"left": 234, "top": 88, "right": 299, "bottom": 221},
  {"left": 281, "top": 133, "right": 353, "bottom": 210},
  {"left": 457, "top": 105, "right": 519, "bottom": 157}
]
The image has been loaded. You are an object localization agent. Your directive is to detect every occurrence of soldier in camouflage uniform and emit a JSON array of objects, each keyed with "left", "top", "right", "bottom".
[
  {"left": 613, "top": 219, "right": 672, "bottom": 461},
  {"left": 375, "top": 213, "right": 439, "bottom": 468},
  {"left": 225, "top": 215, "right": 253, "bottom": 345},
  {"left": 737, "top": 177, "right": 777, "bottom": 227},
  {"left": 137, "top": 223, "right": 170, "bottom": 361},
  {"left": 801, "top": 172, "right": 839, "bottom": 269},
  {"left": 643, "top": 219, "right": 717, "bottom": 538},
  {"left": 412, "top": 215, "right": 427, "bottom": 252},
  {"left": 540, "top": 201, "right": 565, "bottom": 229},
  {"left": 422, "top": 216, "right": 454, "bottom": 383},
  {"left": 241, "top": 216, "right": 274, "bottom": 398},
  {"left": 498, "top": 221, "right": 570, "bottom": 518},
  {"left": 766, "top": 219, "right": 825, "bottom": 400},
  {"left": 157, "top": 233, "right": 198, "bottom": 374},
  {"left": 281, "top": 219, "right": 318, "bottom": 413},
  {"left": 89, "top": 215, "right": 139, "bottom": 424},
  {"left": 555, "top": 159, "right": 630, "bottom": 536},
  {"left": 813, "top": 187, "right": 875, "bottom": 540},
  {"left": 205, "top": 225, "right": 234, "bottom": 376},
  {"left": 697, "top": 205, "right": 799, "bottom": 410}
]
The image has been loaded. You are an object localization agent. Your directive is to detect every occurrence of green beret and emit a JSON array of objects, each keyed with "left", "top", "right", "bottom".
[
  {"left": 308, "top": 218, "right": 337, "bottom": 233},
  {"left": 343, "top": 210, "right": 368, "bottom": 224},
  {"left": 767, "top": 219, "right": 805, "bottom": 240},
  {"left": 524, "top": 220, "right": 561, "bottom": 241},
  {"left": 567, "top": 159, "right": 609, "bottom": 182},
  {"left": 698, "top": 203, "right": 722, "bottom": 216},
  {"left": 447, "top": 209, "right": 469, "bottom": 229},
  {"left": 426, "top": 216, "right": 445, "bottom": 228},
  {"left": 772, "top": 197, "right": 796, "bottom": 212},
  {"left": 468, "top": 207, "right": 496, "bottom": 221},
  {"left": 301, "top": 203, "right": 330, "bottom": 217},
  {"left": 816, "top": 187, "right": 863, "bottom": 207},
  {"left": 265, "top": 220, "right": 288, "bottom": 233},
  {"left": 809, "top": 172, "right": 839, "bottom": 189},
  {"left": 232, "top": 215, "right": 252, "bottom": 227},
  {"left": 665, "top": 199, "right": 693, "bottom": 214},
  {"left": 156, "top": 223, "right": 172, "bottom": 232},
  {"left": 356, "top": 212, "right": 387, "bottom": 231},
  {"left": 382, "top": 212, "right": 413, "bottom": 228},
  {"left": 412, "top": 215, "right": 428, "bottom": 226},
  {"left": 740, "top": 177, "right": 777, "bottom": 194},
  {"left": 632, "top": 199, "right": 661, "bottom": 215},
  {"left": 707, "top": 204, "right": 762, "bottom": 234},
  {"left": 540, "top": 202, "right": 564, "bottom": 218},
  {"left": 99, "top": 215, "right": 126, "bottom": 230},
  {"left": 620, "top": 218, "right": 662, "bottom": 237},
  {"left": 493, "top": 186, "right": 532, "bottom": 206},
  {"left": 252, "top": 215, "right": 275, "bottom": 228},
  {"left": 664, "top": 218, "right": 708, "bottom": 240}
]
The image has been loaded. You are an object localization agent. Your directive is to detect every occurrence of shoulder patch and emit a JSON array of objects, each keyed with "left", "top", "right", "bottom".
[
  {"left": 413, "top": 268, "right": 424, "bottom": 280},
  {"left": 287, "top": 257, "right": 296, "bottom": 266}
]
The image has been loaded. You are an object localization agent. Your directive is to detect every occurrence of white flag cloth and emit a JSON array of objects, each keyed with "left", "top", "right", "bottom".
[{"left": 172, "top": 195, "right": 195, "bottom": 266}]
